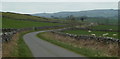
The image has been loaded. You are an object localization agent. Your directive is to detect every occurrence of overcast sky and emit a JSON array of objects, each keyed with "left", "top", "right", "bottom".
[
  {"left": 1, "top": 0, "right": 119, "bottom": 2},
  {"left": 1, "top": 0, "right": 118, "bottom": 14}
]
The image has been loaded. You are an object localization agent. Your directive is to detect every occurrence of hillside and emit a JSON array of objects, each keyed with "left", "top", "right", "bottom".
[
  {"left": 32, "top": 9, "right": 118, "bottom": 18},
  {"left": 2, "top": 12, "right": 63, "bottom": 28},
  {"left": 2, "top": 18, "right": 62, "bottom": 28},
  {"left": 2, "top": 12, "right": 62, "bottom": 22}
]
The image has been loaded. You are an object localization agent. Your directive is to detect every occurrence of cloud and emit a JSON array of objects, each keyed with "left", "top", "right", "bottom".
[
  {"left": 2, "top": 0, "right": 119, "bottom": 2},
  {"left": 2, "top": 2, "right": 118, "bottom": 14}
]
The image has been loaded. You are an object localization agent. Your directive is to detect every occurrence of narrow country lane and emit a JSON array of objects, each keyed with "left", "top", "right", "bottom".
[{"left": 23, "top": 30, "right": 84, "bottom": 57}]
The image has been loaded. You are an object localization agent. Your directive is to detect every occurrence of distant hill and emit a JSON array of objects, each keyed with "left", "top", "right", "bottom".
[{"left": 32, "top": 9, "right": 118, "bottom": 18}]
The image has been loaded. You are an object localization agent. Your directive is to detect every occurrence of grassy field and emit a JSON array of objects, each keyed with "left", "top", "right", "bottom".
[
  {"left": 85, "top": 18, "right": 118, "bottom": 25},
  {"left": 90, "top": 25, "right": 118, "bottom": 31},
  {"left": 2, "top": 12, "right": 60, "bottom": 21},
  {"left": 62, "top": 30, "right": 118, "bottom": 39},
  {"left": 2, "top": 18, "right": 63, "bottom": 28}
]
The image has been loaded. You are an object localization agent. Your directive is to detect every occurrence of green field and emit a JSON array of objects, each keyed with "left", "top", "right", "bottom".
[
  {"left": 2, "top": 18, "right": 63, "bottom": 28},
  {"left": 91, "top": 25, "right": 118, "bottom": 31},
  {"left": 63, "top": 30, "right": 118, "bottom": 39},
  {"left": 85, "top": 18, "right": 118, "bottom": 25},
  {"left": 2, "top": 12, "right": 60, "bottom": 21}
]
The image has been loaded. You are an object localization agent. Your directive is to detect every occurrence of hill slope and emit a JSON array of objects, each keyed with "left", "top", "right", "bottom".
[
  {"left": 2, "top": 12, "right": 62, "bottom": 22},
  {"left": 2, "top": 12, "right": 63, "bottom": 28},
  {"left": 32, "top": 9, "right": 118, "bottom": 18}
]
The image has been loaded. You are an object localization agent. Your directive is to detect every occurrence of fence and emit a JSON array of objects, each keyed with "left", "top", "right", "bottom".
[
  {"left": 1, "top": 25, "right": 66, "bottom": 43},
  {"left": 68, "top": 27, "right": 119, "bottom": 32},
  {"left": 51, "top": 31, "right": 120, "bottom": 44},
  {"left": 2, "top": 25, "right": 119, "bottom": 43}
]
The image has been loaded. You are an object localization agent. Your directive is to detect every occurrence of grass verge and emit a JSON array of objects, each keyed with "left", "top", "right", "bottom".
[
  {"left": 17, "top": 31, "right": 33, "bottom": 57},
  {"left": 3, "top": 31, "right": 33, "bottom": 57}
]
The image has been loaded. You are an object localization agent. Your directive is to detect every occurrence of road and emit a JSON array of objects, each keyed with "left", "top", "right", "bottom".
[{"left": 23, "top": 30, "right": 83, "bottom": 57}]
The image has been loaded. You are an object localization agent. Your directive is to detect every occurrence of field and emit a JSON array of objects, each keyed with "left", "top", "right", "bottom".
[
  {"left": 2, "top": 12, "right": 59, "bottom": 21},
  {"left": 90, "top": 25, "right": 118, "bottom": 31},
  {"left": 63, "top": 30, "right": 118, "bottom": 39},
  {"left": 85, "top": 18, "right": 118, "bottom": 25},
  {"left": 2, "top": 18, "right": 63, "bottom": 28}
]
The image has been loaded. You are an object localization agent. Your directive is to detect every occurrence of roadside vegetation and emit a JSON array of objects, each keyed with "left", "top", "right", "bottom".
[
  {"left": 37, "top": 32, "right": 117, "bottom": 57},
  {"left": 2, "top": 31, "right": 33, "bottom": 57},
  {"left": 37, "top": 32, "right": 118, "bottom": 58}
]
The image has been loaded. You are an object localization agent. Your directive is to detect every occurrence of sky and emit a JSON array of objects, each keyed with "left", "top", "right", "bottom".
[
  {"left": 1, "top": 0, "right": 119, "bottom": 2},
  {"left": 1, "top": 0, "right": 119, "bottom": 14}
]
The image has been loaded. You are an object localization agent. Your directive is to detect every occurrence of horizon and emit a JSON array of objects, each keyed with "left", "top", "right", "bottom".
[
  {"left": 2, "top": 9, "right": 117, "bottom": 14},
  {"left": 2, "top": 2, "right": 118, "bottom": 14}
]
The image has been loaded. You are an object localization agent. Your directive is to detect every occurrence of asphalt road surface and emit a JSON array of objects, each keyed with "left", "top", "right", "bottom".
[{"left": 23, "top": 30, "right": 84, "bottom": 57}]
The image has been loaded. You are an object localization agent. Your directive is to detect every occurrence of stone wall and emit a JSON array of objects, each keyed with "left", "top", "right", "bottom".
[{"left": 51, "top": 31, "right": 120, "bottom": 44}]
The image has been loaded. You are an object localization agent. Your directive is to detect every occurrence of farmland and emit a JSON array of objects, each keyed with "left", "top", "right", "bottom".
[
  {"left": 2, "top": 12, "right": 64, "bottom": 57},
  {"left": 2, "top": 11, "right": 119, "bottom": 58},
  {"left": 85, "top": 17, "right": 118, "bottom": 25},
  {"left": 2, "top": 12, "right": 65, "bottom": 29},
  {"left": 2, "top": 18, "right": 63, "bottom": 28},
  {"left": 2, "top": 12, "right": 60, "bottom": 21},
  {"left": 62, "top": 25, "right": 118, "bottom": 39},
  {"left": 90, "top": 25, "right": 118, "bottom": 31}
]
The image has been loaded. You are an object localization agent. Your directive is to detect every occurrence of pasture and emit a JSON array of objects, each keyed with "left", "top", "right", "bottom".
[
  {"left": 2, "top": 12, "right": 59, "bottom": 21},
  {"left": 90, "top": 25, "right": 118, "bottom": 31},
  {"left": 85, "top": 17, "right": 118, "bottom": 25},
  {"left": 2, "top": 18, "right": 63, "bottom": 28}
]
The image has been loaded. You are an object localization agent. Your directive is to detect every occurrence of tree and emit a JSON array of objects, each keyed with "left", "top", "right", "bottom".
[
  {"left": 67, "top": 15, "right": 75, "bottom": 21},
  {"left": 80, "top": 16, "right": 87, "bottom": 22}
]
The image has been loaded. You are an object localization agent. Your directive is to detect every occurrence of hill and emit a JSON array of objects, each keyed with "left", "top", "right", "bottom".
[
  {"left": 2, "top": 12, "right": 63, "bottom": 28},
  {"left": 32, "top": 9, "right": 118, "bottom": 18},
  {"left": 2, "top": 12, "right": 62, "bottom": 23}
]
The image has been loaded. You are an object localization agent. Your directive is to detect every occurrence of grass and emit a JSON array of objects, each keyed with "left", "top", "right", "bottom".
[
  {"left": 86, "top": 18, "right": 118, "bottom": 25},
  {"left": 17, "top": 31, "right": 33, "bottom": 57},
  {"left": 2, "top": 12, "right": 60, "bottom": 21},
  {"left": 37, "top": 32, "right": 118, "bottom": 58},
  {"left": 2, "top": 31, "right": 33, "bottom": 57},
  {"left": 91, "top": 25, "right": 118, "bottom": 31},
  {"left": 2, "top": 18, "right": 63, "bottom": 28},
  {"left": 62, "top": 30, "right": 118, "bottom": 39}
]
